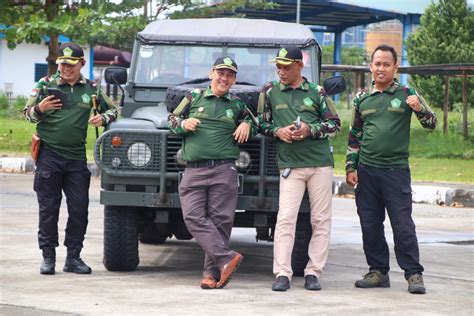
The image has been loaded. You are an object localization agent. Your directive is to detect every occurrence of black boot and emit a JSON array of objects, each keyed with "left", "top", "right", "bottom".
[
  {"left": 40, "top": 247, "right": 56, "bottom": 275},
  {"left": 63, "top": 248, "right": 92, "bottom": 274}
]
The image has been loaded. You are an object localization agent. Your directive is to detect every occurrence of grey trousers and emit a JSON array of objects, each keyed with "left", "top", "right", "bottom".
[{"left": 179, "top": 162, "right": 238, "bottom": 278}]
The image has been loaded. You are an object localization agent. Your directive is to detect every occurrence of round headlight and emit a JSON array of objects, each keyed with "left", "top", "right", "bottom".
[
  {"left": 175, "top": 149, "right": 187, "bottom": 166},
  {"left": 127, "top": 142, "right": 151, "bottom": 167},
  {"left": 235, "top": 151, "right": 251, "bottom": 169}
]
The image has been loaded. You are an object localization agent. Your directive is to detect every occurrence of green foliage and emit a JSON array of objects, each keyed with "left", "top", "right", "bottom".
[
  {"left": 406, "top": 0, "right": 474, "bottom": 108},
  {"left": 0, "top": 93, "right": 27, "bottom": 119},
  {"left": 321, "top": 45, "right": 368, "bottom": 105}
]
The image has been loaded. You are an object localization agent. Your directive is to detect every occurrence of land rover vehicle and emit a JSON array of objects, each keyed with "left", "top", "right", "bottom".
[{"left": 94, "top": 18, "right": 345, "bottom": 274}]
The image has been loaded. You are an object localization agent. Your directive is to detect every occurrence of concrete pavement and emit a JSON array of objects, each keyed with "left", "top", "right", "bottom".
[
  {"left": 1, "top": 173, "right": 473, "bottom": 315},
  {"left": 1, "top": 156, "right": 473, "bottom": 207}
]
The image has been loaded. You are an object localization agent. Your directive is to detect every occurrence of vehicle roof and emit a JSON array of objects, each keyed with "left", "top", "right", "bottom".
[{"left": 137, "top": 18, "right": 317, "bottom": 47}]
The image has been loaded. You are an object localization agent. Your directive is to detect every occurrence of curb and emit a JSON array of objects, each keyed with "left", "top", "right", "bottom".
[
  {"left": 1, "top": 157, "right": 473, "bottom": 207},
  {"left": 0, "top": 157, "right": 101, "bottom": 177}
]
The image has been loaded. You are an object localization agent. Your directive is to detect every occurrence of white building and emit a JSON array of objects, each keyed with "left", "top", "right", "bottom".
[{"left": 0, "top": 36, "right": 92, "bottom": 98}]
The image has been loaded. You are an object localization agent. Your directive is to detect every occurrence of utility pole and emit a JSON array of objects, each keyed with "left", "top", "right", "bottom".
[{"left": 296, "top": 0, "right": 301, "bottom": 24}]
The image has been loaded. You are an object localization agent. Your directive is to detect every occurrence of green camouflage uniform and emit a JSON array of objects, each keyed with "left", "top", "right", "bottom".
[
  {"left": 346, "top": 79, "right": 437, "bottom": 172},
  {"left": 24, "top": 72, "right": 119, "bottom": 161},
  {"left": 257, "top": 78, "right": 341, "bottom": 168},
  {"left": 168, "top": 87, "right": 257, "bottom": 161}
]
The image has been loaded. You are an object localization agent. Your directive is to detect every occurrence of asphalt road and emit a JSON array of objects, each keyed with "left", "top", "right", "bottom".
[{"left": 1, "top": 173, "right": 473, "bottom": 315}]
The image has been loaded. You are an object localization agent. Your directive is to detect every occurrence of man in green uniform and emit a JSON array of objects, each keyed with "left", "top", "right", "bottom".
[
  {"left": 168, "top": 57, "right": 256, "bottom": 289},
  {"left": 346, "top": 44, "right": 437, "bottom": 294},
  {"left": 258, "top": 46, "right": 341, "bottom": 291},
  {"left": 24, "top": 42, "right": 119, "bottom": 275}
]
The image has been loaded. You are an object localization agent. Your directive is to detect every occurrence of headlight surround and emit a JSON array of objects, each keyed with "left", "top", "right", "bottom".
[
  {"left": 235, "top": 151, "right": 251, "bottom": 169},
  {"left": 127, "top": 142, "right": 151, "bottom": 167}
]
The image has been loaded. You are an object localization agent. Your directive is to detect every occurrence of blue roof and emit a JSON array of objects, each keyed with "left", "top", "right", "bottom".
[{"left": 233, "top": 0, "right": 420, "bottom": 32}]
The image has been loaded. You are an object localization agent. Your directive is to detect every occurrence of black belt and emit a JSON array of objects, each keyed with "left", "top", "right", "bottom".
[{"left": 186, "top": 159, "right": 234, "bottom": 168}]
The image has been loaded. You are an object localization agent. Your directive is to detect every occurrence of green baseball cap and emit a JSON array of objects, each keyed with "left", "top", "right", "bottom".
[
  {"left": 56, "top": 42, "right": 84, "bottom": 65},
  {"left": 270, "top": 46, "right": 303, "bottom": 65},
  {"left": 213, "top": 56, "right": 238, "bottom": 73}
]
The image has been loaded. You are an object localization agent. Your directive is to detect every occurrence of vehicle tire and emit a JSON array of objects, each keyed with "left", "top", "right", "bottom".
[
  {"left": 291, "top": 213, "right": 312, "bottom": 277},
  {"left": 103, "top": 205, "right": 139, "bottom": 271},
  {"left": 172, "top": 223, "right": 193, "bottom": 240},
  {"left": 165, "top": 83, "right": 260, "bottom": 115},
  {"left": 139, "top": 223, "right": 170, "bottom": 244}
]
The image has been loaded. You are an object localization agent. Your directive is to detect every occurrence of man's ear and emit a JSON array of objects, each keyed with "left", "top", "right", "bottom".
[
  {"left": 81, "top": 59, "right": 86, "bottom": 66},
  {"left": 208, "top": 70, "right": 213, "bottom": 80}
]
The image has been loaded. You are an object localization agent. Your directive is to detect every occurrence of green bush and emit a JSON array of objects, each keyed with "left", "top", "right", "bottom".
[{"left": 0, "top": 93, "right": 28, "bottom": 118}]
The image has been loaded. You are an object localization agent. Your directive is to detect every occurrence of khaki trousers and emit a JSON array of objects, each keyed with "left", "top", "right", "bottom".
[{"left": 273, "top": 166, "right": 333, "bottom": 279}]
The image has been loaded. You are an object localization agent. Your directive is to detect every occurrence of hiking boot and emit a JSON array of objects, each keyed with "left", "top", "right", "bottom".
[
  {"left": 63, "top": 248, "right": 92, "bottom": 274},
  {"left": 355, "top": 271, "right": 390, "bottom": 288},
  {"left": 40, "top": 247, "right": 55, "bottom": 275},
  {"left": 407, "top": 274, "right": 426, "bottom": 294},
  {"left": 272, "top": 276, "right": 290, "bottom": 291}
]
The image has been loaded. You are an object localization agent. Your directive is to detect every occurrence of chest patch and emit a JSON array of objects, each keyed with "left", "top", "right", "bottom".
[
  {"left": 225, "top": 109, "right": 234, "bottom": 118},
  {"left": 81, "top": 94, "right": 91, "bottom": 104},
  {"left": 391, "top": 98, "right": 402, "bottom": 108},
  {"left": 303, "top": 97, "right": 314, "bottom": 106}
]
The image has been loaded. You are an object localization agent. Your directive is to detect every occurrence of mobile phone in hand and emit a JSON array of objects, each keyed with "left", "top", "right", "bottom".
[{"left": 47, "top": 88, "right": 68, "bottom": 107}]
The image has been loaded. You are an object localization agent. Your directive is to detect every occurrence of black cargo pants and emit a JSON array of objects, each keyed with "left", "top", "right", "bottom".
[
  {"left": 355, "top": 163, "right": 424, "bottom": 278},
  {"left": 34, "top": 147, "right": 91, "bottom": 250}
]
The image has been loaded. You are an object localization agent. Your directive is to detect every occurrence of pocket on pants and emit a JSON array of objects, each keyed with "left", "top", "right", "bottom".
[{"left": 34, "top": 169, "right": 51, "bottom": 191}]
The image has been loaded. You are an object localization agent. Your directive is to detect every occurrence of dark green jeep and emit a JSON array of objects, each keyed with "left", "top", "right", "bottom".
[{"left": 94, "top": 18, "right": 344, "bottom": 274}]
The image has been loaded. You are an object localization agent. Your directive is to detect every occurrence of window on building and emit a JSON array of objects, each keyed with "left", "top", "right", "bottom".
[{"left": 34, "top": 63, "right": 48, "bottom": 82}]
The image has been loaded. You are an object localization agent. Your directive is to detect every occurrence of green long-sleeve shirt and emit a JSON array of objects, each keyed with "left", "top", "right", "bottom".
[
  {"left": 24, "top": 72, "right": 119, "bottom": 161},
  {"left": 168, "top": 87, "right": 256, "bottom": 162},
  {"left": 257, "top": 79, "right": 341, "bottom": 168},
  {"left": 346, "top": 79, "right": 437, "bottom": 172}
]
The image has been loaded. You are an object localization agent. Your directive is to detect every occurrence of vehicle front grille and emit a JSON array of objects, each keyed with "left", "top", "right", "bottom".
[{"left": 95, "top": 130, "right": 279, "bottom": 177}]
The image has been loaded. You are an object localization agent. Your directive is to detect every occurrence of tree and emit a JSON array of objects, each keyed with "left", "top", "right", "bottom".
[
  {"left": 405, "top": 0, "right": 474, "bottom": 110},
  {"left": 0, "top": 0, "right": 275, "bottom": 75},
  {"left": 1, "top": 0, "right": 147, "bottom": 75}
]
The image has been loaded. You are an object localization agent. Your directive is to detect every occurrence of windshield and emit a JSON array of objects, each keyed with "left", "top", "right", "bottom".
[{"left": 133, "top": 45, "right": 315, "bottom": 86}]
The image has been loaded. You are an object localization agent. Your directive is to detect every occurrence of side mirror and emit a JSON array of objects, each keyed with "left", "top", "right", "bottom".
[
  {"left": 104, "top": 66, "right": 127, "bottom": 85},
  {"left": 323, "top": 76, "right": 346, "bottom": 95}
]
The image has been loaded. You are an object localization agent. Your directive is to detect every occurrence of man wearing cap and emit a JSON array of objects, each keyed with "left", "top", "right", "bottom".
[
  {"left": 258, "top": 45, "right": 341, "bottom": 291},
  {"left": 168, "top": 56, "right": 256, "bottom": 289},
  {"left": 346, "top": 44, "right": 436, "bottom": 294},
  {"left": 23, "top": 42, "right": 119, "bottom": 275}
]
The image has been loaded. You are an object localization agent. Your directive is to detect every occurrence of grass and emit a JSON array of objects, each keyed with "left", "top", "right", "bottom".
[
  {"left": 0, "top": 117, "right": 100, "bottom": 161},
  {"left": 1, "top": 107, "right": 472, "bottom": 183}
]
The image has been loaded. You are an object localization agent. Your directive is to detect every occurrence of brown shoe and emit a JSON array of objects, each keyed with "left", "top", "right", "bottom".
[
  {"left": 200, "top": 275, "right": 217, "bottom": 289},
  {"left": 216, "top": 253, "right": 243, "bottom": 289}
]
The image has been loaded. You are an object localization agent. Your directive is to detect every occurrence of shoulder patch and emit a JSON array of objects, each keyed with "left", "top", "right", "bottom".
[{"left": 261, "top": 81, "right": 274, "bottom": 93}]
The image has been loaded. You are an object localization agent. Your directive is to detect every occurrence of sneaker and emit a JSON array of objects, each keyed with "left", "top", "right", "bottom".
[
  {"left": 304, "top": 275, "right": 321, "bottom": 291},
  {"left": 407, "top": 274, "right": 426, "bottom": 294},
  {"left": 272, "top": 276, "right": 290, "bottom": 291},
  {"left": 355, "top": 270, "right": 390, "bottom": 288}
]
